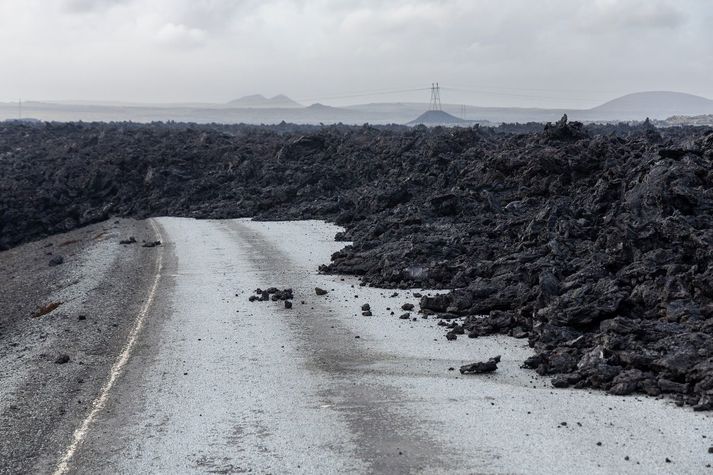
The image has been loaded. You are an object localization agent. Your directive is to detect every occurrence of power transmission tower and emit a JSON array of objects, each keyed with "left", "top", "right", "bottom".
[{"left": 429, "top": 83, "right": 442, "bottom": 111}]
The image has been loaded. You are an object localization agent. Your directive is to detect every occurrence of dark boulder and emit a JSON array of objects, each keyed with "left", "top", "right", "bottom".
[{"left": 460, "top": 356, "right": 501, "bottom": 374}]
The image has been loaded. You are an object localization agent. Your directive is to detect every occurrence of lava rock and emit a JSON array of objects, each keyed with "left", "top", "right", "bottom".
[
  {"left": 420, "top": 294, "right": 450, "bottom": 313},
  {"left": 49, "top": 255, "right": 64, "bottom": 267},
  {"left": 249, "top": 287, "right": 293, "bottom": 302},
  {"left": 460, "top": 356, "right": 501, "bottom": 374}
]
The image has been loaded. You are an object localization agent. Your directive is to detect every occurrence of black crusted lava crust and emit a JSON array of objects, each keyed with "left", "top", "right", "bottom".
[{"left": 2, "top": 118, "right": 713, "bottom": 409}]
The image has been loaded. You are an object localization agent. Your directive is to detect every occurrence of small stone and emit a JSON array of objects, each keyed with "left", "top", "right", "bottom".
[
  {"left": 285, "top": 301, "right": 292, "bottom": 309},
  {"left": 315, "top": 287, "right": 328, "bottom": 296},
  {"left": 55, "top": 354, "right": 70, "bottom": 364},
  {"left": 399, "top": 313, "right": 410, "bottom": 320},
  {"left": 49, "top": 255, "right": 64, "bottom": 267},
  {"left": 361, "top": 303, "right": 371, "bottom": 311},
  {"left": 401, "top": 303, "right": 414, "bottom": 311}
]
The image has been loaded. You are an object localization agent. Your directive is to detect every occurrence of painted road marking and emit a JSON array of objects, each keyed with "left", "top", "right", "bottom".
[{"left": 53, "top": 219, "right": 164, "bottom": 475}]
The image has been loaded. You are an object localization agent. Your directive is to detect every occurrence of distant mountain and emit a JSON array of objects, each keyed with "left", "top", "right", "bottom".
[
  {"left": 587, "top": 91, "right": 713, "bottom": 120},
  {"left": 306, "top": 102, "right": 339, "bottom": 111},
  {"left": 227, "top": 94, "right": 301, "bottom": 108},
  {"left": 407, "top": 110, "right": 469, "bottom": 126}
]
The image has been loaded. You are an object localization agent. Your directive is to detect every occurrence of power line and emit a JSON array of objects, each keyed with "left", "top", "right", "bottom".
[
  {"left": 296, "top": 85, "right": 607, "bottom": 107},
  {"left": 294, "top": 86, "right": 430, "bottom": 103},
  {"left": 442, "top": 83, "right": 622, "bottom": 96},
  {"left": 440, "top": 86, "right": 600, "bottom": 104},
  {"left": 285, "top": 82, "right": 625, "bottom": 107}
]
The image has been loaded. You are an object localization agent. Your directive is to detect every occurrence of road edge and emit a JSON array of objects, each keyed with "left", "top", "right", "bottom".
[{"left": 52, "top": 218, "right": 165, "bottom": 475}]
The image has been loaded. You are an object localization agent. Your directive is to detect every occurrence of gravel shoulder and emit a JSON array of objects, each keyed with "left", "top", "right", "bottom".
[{"left": 0, "top": 218, "right": 161, "bottom": 475}]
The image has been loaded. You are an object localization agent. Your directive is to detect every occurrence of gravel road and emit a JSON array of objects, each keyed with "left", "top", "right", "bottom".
[
  {"left": 60, "top": 219, "right": 713, "bottom": 473},
  {"left": 2, "top": 217, "right": 711, "bottom": 474}
]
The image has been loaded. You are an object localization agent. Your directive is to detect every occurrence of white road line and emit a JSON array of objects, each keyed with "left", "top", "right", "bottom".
[{"left": 53, "top": 219, "right": 165, "bottom": 475}]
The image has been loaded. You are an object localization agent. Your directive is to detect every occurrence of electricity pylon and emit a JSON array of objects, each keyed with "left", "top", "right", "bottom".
[{"left": 429, "top": 83, "right": 442, "bottom": 111}]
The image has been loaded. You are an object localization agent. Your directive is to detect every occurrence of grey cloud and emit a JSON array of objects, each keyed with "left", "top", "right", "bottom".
[
  {"left": 154, "top": 22, "right": 207, "bottom": 47},
  {"left": 0, "top": 0, "right": 710, "bottom": 106},
  {"left": 580, "top": 1, "right": 687, "bottom": 32},
  {"left": 61, "top": 0, "right": 128, "bottom": 13}
]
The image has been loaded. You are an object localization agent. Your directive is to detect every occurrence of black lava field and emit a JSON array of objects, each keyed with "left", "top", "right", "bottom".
[{"left": 3, "top": 118, "right": 713, "bottom": 409}]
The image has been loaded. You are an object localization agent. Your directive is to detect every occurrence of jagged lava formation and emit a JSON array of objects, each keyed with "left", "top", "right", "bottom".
[{"left": 2, "top": 117, "right": 713, "bottom": 408}]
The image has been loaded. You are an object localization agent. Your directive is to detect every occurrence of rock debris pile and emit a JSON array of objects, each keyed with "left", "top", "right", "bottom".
[
  {"left": 2, "top": 119, "right": 713, "bottom": 408},
  {"left": 248, "top": 287, "right": 294, "bottom": 302}
]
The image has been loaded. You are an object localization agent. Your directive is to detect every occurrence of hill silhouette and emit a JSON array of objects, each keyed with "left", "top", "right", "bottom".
[
  {"left": 227, "top": 94, "right": 301, "bottom": 108},
  {"left": 588, "top": 91, "right": 713, "bottom": 119},
  {"left": 407, "top": 110, "right": 468, "bottom": 126}
]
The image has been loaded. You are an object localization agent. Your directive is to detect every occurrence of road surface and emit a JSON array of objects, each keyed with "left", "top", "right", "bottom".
[{"left": 51, "top": 218, "right": 712, "bottom": 474}]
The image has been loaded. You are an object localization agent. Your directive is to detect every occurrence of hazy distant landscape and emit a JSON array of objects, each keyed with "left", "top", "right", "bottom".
[{"left": 3, "top": 90, "right": 713, "bottom": 125}]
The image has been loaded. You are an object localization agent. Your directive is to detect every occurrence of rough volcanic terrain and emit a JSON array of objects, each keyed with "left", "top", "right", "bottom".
[{"left": 2, "top": 118, "right": 713, "bottom": 409}]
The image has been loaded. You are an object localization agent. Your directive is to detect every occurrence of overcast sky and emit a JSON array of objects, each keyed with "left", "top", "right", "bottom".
[{"left": 0, "top": 0, "right": 711, "bottom": 108}]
